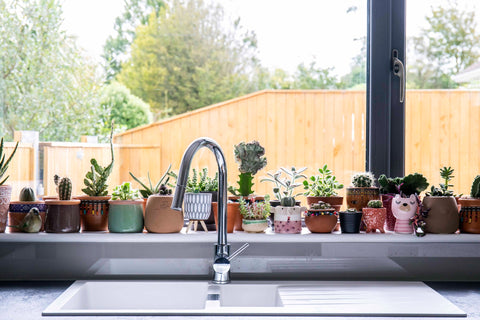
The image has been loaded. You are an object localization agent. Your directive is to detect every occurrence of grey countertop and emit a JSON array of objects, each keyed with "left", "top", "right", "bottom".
[{"left": 1, "top": 281, "right": 480, "bottom": 320}]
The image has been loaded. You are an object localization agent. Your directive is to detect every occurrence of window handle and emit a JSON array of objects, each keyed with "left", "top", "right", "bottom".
[{"left": 392, "top": 49, "right": 405, "bottom": 103}]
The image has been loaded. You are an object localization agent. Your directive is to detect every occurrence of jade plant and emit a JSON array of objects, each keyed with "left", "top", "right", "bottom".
[
  {"left": 228, "top": 141, "right": 267, "bottom": 196},
  {"left": 303, "top": 164, "right": 343, "bottom": 197},
  {"left": 19, "top": 187, "right": 36, "bottom": 201},
  {"left": 186, "top": 168, "right": 218, "bottom": 193},
  {"left": 239, "top": 195, "right": 270, "bottom": 220},
  {"left": 54, "top": 175, "right": 72, "bottom": 200},
  {"left": 129, "top": 164, "right": 174, "bottom": 198},
  {"left": 470, "top": 175, "right": 480, "bottom": 198},
  {"left": 82, "top": 123, "right": 114, "bottom": 197},
  {"left": 111, "top": 182, "right": 141, "bottom": 200},
  {"left": 0, "top": 138, "right": 19, "bottom": 186},
  {"left": 351, "top": 172, "right": 375, "bottom": 187},
  {"left": 261, "top": 167, "right": 307, "bottom": 207},
  {"left": 426, "top": 166, "right": 458, "bottom": 197},
  {"left": 367, "top": 200, "right": 383, "bottom": 208}
]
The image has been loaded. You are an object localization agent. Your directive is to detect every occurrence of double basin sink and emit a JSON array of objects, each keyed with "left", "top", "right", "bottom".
[{"left": 43, "top": 280, "right": 466, "bottom": 317}]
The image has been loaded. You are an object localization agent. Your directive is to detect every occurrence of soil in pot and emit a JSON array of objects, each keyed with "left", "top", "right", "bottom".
[
  {"left": 458, "top": 198, "right": 480, "bottom": 234},
  {"left": 44, "top": 200, "right": 81, "bottom": 233},
  {"left": 76, "top": 195, "right": 110, "bottom": 232},
  {"left": 362, "top": 208, "right": 386, "bottom": 233},
  {"left": 422, "top": 196, "right": 459, "bottom": 234},
  {"left": 339, "top": 211, "right": 362, "bottom": 233},
  {"left": 145, "top": 195, "right": 183, "bottom": 233},
  {"left": 212, "top": 202, "right": 236, "bottom": 233}
]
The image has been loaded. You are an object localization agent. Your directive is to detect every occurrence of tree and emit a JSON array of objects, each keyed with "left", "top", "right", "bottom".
[
  {"left": 407, "top": 2, "right": 480, "bottom": 88},
  {"left": 0, "top": 0, "right": 105, "bottom": 141},
  {"left": 100, "top": 82, "right": 153, "bottom": 134},
  {"left": 117, "top": 0, "right": 258, "bottom": 118},
  {"left": 294, "top": 62, "right": 340, "bottom": 89},
  {"left": 103, "top": 0, "right": 165, "bottom": 81}
]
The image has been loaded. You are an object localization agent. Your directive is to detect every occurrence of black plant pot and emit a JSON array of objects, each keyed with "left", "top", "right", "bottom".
[{"left": 339, "top": 211, "right": 362, "bottom": 233}]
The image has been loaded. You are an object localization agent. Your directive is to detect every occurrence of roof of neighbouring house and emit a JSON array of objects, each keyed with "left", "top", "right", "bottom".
[{"left": 453, "top": 61, "right": 480, "bottom": 83}]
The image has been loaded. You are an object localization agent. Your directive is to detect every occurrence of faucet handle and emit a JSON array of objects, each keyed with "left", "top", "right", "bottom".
[{"left": 229, "top": 243, "right": 249, "bottom": 261}]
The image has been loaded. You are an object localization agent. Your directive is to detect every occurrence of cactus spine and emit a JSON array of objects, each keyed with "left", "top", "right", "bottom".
[
  {"left": 352, "top": 172, "right": 374, "bottom": 188},
  {"left": 55, "top": 175, "right": 72, "bottom": 200},
  {"left": 367, "top": 200, "right": 383, "bottom": 208},
  {"left": 470, "top": 175, "right": 480, "bottom": 198}
]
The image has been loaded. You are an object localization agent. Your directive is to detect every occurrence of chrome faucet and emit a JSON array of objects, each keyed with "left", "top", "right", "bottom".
[{"left": 171, "top": 137, "right": 248, "bottom": 284}]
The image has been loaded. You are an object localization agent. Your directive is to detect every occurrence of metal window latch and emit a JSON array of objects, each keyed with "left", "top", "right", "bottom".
[{"left": 392, "top": 49, "right": 405, "bottom": 103}]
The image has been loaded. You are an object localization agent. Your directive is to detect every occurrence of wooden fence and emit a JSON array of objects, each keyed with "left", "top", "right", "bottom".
[{"left": 2, "top": 143, "right": 35, "bottom": 199}]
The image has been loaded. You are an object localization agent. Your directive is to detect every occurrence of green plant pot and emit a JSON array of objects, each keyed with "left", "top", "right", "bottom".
[{"left": 108, "top": 200, "right": 144, "bottom": 233}]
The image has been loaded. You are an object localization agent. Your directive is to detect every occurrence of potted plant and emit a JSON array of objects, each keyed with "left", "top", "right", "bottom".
[
  {"left": 422, "top": 167, "right": 460, "bottom": 234},
  {"left": 130, "top": 165, "right": 182, "bottom": 233},
  {"left": 303, "top": 164, "right": 344, "bottom": 211},
  {"left": 77, "top": 123, "right": 114, "bottom": 231},
  {"left": 108, "top": 182, "right": 144, "bottom": 233},
  {"left": 261, "top": 167, "right": 307, "bottom": 234},
  {"left": 184, "top": 178, "right": 213, "bottom": 232},
  {"left": 185, "top": 168, "right": 218, "bottom": 231},
  {"left": 339, "top": 208, "right": 362, "bottom": 233},
  {"left": 458, "top": 175, "right": 480, "bottom": 234},
  {"left": 0, "top": 138, "right": 18, "bottom": 233},
  {"left": 305, "top": 201, "right": 337, "bottom": 233},
  {"left": 238, "top": 195, "right": 270, "bottom": 233},
  {"left": 362, "top": 200, "right": 386, "bottom": 233},
  {"left": 44, "top": 176, "right": 80, "bottom": 233},
  {"left": 8, "top": 187, "right": 46, "bottom": 232},
  {"left": 345, "top": 172, "right": 380, "bottom": 211},
  {"left": 392, "top": 194, "right": 418, "bottom": 234}
]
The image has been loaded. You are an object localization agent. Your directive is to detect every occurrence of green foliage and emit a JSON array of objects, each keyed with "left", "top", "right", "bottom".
[
  {"left": 186, "top": 168, "right": 218, "bottom": 193},
  {"left": 303, "top": 164, "right": 343, "bottom": 197},
  {"left": 229, "top": 141, "right": 267, "bottom": 196},
  {"left": 310, "top": 201, "right": 332, "bottom": 210},
  {"left": 100, "top": 82, "right": 153, "bottom": 134},
  {"left": 378, "top": 173, "right": 428, "bottom": 196},
  {"left": 407, "top": 3, "right": 480, "bottom": 88},
  {"left": 261, "top": 167, "right": 307, "bottom": 206},
  {"left": 470, "top": 175, "right": 480, "bottom": 198},
  {"left": 0, "top": 138, "right": 18, "bottom": 186},
  {"left": 351, "top": 172, "right": 374, "bottom": 188},
  {"left": 367, "top": 200, "right": 383, "bottom": 208},
  {"left": 294, "top": 63, "right": 340, "bottom": 89},
  {"left": 81, "top": 124, "right": 115, "bottom": 196},
  {"left": 117, "top": 0, "right": 259, "bottom": 119},
  {"left": 0, "top": 0, "right": 106, "bottom": 141},
  {"left": 426, "top": 166, "right": 456, "bottom": 196},
  {"left": 129, "top": 164, "right": 173, "bottom": 198},
  {"left": 239, "top": 195, "right": 270, "bottom": 220},
  {"left": 55, "top": 176, "right": 72, "bottom": 200},
  {"left": 111, "top": 182, "right": 141, "bottom": 200},
  {"left": 378, "top": 174, "right": 401, "bottom": 194},
  {"left": 19, "top": 187, "right": 36, "bottom": 201}
]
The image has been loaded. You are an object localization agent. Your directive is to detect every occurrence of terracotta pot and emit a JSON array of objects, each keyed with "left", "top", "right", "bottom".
[
  {"left": 242, "top": 219, "right": 268, "bottom": 233},
  {"left": 339, "top": 210, "right": 362, "bottom": 233},
  {"left": 108, "top": 200, "right": 144, "bottom": 233},
  {"left": 42, "top": 195, "right": 58, "bottom": 201},
  {"left": 457, "top": 198, "right": 480, "bottom": 234},
  {"left": 362, "top": 208, "right": 386, "bottom": 233},
  {"left": 8, "top": 201, "right": 46, "bottom": 232},
  {"left": 274, "top": 206, "right": 306, "bottom": 234},
  {"left": 346, "top": 187, "right": 380, "bottom": 211},
  {"left": 44, "top": 200, "right": 81, "bottom": 233},
  {"left": 305, "top": 209, "right": 337, "bottom": 233},
  {"left": 76, "top": 195, "right": 110, "bottom": 231},
  {"left": 306, "top": 196, "right": 343, "bottom": 212},
  {"left": 381, "top": 194, "right": 396, "bottom": 231},
  {"left": 422, "top": 196, "right": 459, "bottom": 234},
  {"left": 0, "top": 185, "right": 12, "bottom": 233},
  {"left": 212, "top": 202, "right": 235, "bottom": 233},
  {"left": 145, "top": 195, "right": 183, "bottom": 233}
]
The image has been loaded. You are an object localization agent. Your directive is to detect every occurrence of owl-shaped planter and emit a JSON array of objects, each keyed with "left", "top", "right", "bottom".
[{"left": 391, "top": 194, "right": 417, "bottom": 234}]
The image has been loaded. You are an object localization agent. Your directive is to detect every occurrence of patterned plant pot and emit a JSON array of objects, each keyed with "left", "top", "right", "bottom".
[
  {"left": 8, "top": 201, "right": 46, "bottom": 232},
  {"left": 274, "top": 206, "right": 306, "bottom": 234},
  {"left": 422, "top": 196, "right": 459, "bottom": 234},
  {"left": 0, "top": 185, "right": 12, "bottom": 233},
  {"left": 77, "top": 195, "right": 110, "bottom": 232},
  {"left": 184, "top": 193, "right": 212, "bottom": 220},
  {"left": 242, "top": 219, "right": 268, "bottom": 233},
  {"left": 381, "top": 194, "right": 396, "bottom": 231},
  {"left": 392, "top": 194, "right": 417, "bottom": 234},
  {"left": 108, "top": 200, "right": 144, "bottom": 233},
  {"left": 269, "top": 200, "right": 301, "bottom": 231},
  {"left": 458, "top": 198, "right": 480, "bottom": 234},
  {"left": 362, "top": 208, "right": 386, "bottom": 233},
  {"left": 44, "top": 200, "right": 81, "bottom": 233},
  {"left": 145, "top": 195, "right": 183, "bottom": 233},
  {"left": 305, "top": 209, "right": 337, "bottom": 233},
  {"left": 212, "top": 202, "right": 236, "bottom": 233},
  {"left": 346, "top": 187, "right": 380, "bottom": 211},
  {"left": 339, "top": 210, "right": 362, "bottom": 233}
]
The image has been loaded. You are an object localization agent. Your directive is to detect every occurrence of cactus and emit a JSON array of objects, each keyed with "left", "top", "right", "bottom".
[
  {"left": 0, "top": 138, "right": 19, "bottom": 186},
  {"left": 470, "top": 175, "right": 480, "bottom": 198},
  {"left": 55, "top": 176, "right": 72, "bottom": 200},
  {"left": 230, "top": 141, "right": 267, "bottom": 196},
  {"left": 310, "top": 201, "right": 332, "bottom": 210},
  {"left": 351, "top": 172, "right": 375, "bottom": 188},
  {"left": 367, "top": 200, "right": 383, "bottom": 208},
  {"left": 19, "top": 187, "right": 36, "bottom": 201}
]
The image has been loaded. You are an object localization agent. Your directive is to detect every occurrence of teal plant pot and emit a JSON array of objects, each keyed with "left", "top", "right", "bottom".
[{"left": 108, "top": 200, "right": 144, "bottom": 233}]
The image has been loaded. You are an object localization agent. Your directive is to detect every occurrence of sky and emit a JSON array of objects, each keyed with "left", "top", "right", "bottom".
[{"left": 61, "top": 0, "right": 479, "bottom": 77}]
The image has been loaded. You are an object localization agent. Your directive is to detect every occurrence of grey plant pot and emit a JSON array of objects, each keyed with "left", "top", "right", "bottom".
[{"left": 184, "top": 193, "right": 212, "bottom": 220}]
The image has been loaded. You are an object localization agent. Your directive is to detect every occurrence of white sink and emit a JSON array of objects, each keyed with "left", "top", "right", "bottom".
[{"left": 43, "top": 280, "right": 466, "bottom": 317}]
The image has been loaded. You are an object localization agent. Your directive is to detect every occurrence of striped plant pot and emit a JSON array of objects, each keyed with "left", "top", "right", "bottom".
[{"left": 184, "top": 193, "right": 212, "bottom": 220}]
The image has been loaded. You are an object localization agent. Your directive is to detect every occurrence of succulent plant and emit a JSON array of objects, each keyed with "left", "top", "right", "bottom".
[
  {"left": 303, "top": 164, "right": 343, "bottom": 197},
  {"left": 239, "top": 195, "right": 270, "bottom": 220},
  {"left": 54, "top": 175, "right": 72, "bottom": 200},
  {"left": 129, "top": 164, "right": 174, "bottom": 198},
  {"left": 426, "top": 166, "right": 458, "bottom": 197},
  {"left": 378, "top": 173, "right": 428, "bottom": 196},
  {"left": 351, "top": 172, "right": 375, "bottom": 188},
  {"left": 310, "top": 201, "right": 332, "bottom": 210},
  {"left": 367, "top": 200, "right": 383, "bottom": 208},
  {"left": 470, "top": 175, "right": 480, "bottom": 198},
  {"left": 229, "top": 141, "right": 267, "bottom": 196},
  {"left": 261, "top": 167, "right": 307, "bottom": 207},
  {"left": 186, "top": 168, "right": 218, "bottom": 193},
  {"left": 19, "top": 187, "right": 36, "bottom": 201},
  {"left": 111, "top": 182, "right": 141, "bottom": 201},
  {"left": 0, "top": 138, "right": 19, "bottom": 186}
]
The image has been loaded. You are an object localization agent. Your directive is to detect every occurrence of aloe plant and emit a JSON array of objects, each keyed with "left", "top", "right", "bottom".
[
  {"left": 0, "top": 138, "right": 19, "bottom": 186},
  {"left": 129, "top": 164, "right": 173, "bottom": 198}
]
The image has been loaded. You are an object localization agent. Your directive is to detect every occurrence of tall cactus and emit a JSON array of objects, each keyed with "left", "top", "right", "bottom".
[
  {"left": 471, "top": 175, "right": 480, "bottom": 198},
  {"left": 55, "top": 176, "right": 72, "bottom": 200}
]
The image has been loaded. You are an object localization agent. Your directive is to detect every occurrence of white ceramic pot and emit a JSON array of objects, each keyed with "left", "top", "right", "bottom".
[
  {"left": 242, "top": 219, "right": 268, "bottom": 233},
  {"left": 392, "top": 194, "right": 417, "bottom": 234},
  {"left": 274, "top": 206, "right": 306, "bottom": 234},
  {"left": 184, "top": 193, "right": 212, "bottom": 220}
]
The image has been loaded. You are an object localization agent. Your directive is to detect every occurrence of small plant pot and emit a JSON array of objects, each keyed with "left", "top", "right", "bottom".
[
  {"left": 381, "top": 194, "right": 396, "bottom": 231},
  {"left": 0, "top": 185, "right": 12, "bottom": 233},
  {"left": 145, "top": 195, "right": 183, "bottom": 233},
  {"left": 184, "top": 193, "right": 212, "bottom": 220},
  {"left": 242, "top": 219, "right": 268, "bottom": 233},
  {"left": 458, "top": 198, "right": 480, "bottom": 234},
  {"left": 305, "top": 209, "right": 337, "bottom": 233},
  {"left": 108, "top": 200, "right": 144, "bottom": 233},
  {"left": 362, "top": 208, "right": 386, "bottom": 233},
  {"left": 391, "top": 195, "right": 417, "bottom": 234},
  {"left": 422, "top": 196, "right": 459, "bottom": 234},
  {"left": 346, "top": 187, "right": 380, "bottom": 211},
  {"left": 212, "top": 202, "right": 236, "bottom": 233},
  {"left": 274, "top": 206, "right": 305, "bottom": 234},
  {"left": 339, "top": 210, "right": 362, "bottom": 233},
  {"left": 8, "top": 201, "right": 46, "bottom": 232},
  {"left": 44, "top": 200, "right": 81, "bottom": 233},
  {"left": 269, "top": 200, "right": 301, "bottom": 231},
  {"left": 76, "top": 195, "right": 110, "bottom": 232}
]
